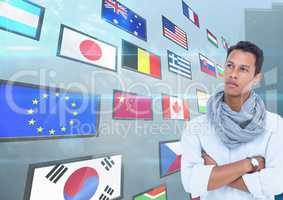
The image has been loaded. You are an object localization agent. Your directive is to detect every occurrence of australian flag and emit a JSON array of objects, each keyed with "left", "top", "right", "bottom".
[
  {"left": 102, "top": 0, "right": 147, "bottom": 41},
  {"left": 0, "top": 81, "right": 100, "bottom": 140}
]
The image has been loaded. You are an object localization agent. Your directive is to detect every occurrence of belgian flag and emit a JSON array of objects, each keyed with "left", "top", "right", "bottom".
[{"left": 122, "top": 40, "right": 161, "bottom": 78}]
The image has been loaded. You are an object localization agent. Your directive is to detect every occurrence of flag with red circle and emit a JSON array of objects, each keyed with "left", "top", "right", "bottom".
[
  {"left": 24, "top": 155, "right": 122, "bottom": 200},
  {"left": 57, "top": 25, "right": 117, "bottom": 71}
]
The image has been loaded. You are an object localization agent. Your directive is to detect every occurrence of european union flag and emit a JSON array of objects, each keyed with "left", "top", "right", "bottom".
[
  {"left": 102, "top": 0, "right": 147, "bottom": 41},
  {"left": 0, "top": 81, "right": 100, "bottom": 140}
]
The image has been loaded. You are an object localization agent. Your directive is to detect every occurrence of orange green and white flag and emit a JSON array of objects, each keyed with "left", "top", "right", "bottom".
[{"left": 134, "top": 185, "right": 167, "bottom": 200}]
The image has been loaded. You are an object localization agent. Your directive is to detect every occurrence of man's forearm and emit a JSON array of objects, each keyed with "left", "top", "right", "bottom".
[
  {"left": 228, "top": 177, "right": 249, "bottom": 192},
  {"left": 207, "top": 159, "right": 251, "bottom": 190}
]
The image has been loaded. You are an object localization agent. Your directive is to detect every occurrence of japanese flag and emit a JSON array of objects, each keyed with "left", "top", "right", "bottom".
[{"left": 57, "top": 25, "right": 117, "bottom": 71}]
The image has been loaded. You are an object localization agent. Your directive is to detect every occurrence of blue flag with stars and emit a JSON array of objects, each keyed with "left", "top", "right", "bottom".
[
  {"left": 102, "top": 0, "right": 147, "bottom": 41},
  {"left": 0, "top": 81, "right": 100, "bottom": 140}
]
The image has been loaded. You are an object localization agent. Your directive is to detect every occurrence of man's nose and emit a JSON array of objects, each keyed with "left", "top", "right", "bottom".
[{"left": 229, "top": 68, "right": 239, "bottom": 79}]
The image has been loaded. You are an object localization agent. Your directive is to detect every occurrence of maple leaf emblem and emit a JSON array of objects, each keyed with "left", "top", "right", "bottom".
[{"left": 172, "top": 101, "right": 181, "bottom": 113}]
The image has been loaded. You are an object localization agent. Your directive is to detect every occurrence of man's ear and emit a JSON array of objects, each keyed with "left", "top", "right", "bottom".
[{"left": 253, "top": 72, "right": 263, "bottom": 86}]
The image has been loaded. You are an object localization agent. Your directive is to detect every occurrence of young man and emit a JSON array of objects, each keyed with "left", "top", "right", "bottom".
[{"left": 181, "top": 41, "right": 283, "bottom": 199}]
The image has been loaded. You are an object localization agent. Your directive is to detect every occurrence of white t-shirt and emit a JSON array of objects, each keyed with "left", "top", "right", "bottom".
[{"left": 181, "top": 111, "right": 283, "bottom": 200}]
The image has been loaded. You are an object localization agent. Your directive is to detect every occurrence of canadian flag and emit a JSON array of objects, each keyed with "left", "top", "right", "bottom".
[
  {"left": 57, "top": 25, "right": 117, "bottom": 71},
  {"left": 162, "top": 95, "right": 190, "bottom": 120}
]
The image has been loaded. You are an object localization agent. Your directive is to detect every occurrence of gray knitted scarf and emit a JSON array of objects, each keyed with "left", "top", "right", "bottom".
[{"left": 206, "top": 90, "right": 266, "bottom": 149}]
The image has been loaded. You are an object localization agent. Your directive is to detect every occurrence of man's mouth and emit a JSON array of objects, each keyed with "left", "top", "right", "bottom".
[{"left": 226, "top": 81, "right": 239, "bottom": 88}]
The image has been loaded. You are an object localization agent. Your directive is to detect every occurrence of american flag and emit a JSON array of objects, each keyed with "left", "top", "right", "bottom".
[
  {"left": 104, "top": 0, "right": 128, "bottom": 19},
  {"left": 162, "top": 16, "right": 188, "bottom": 50}
]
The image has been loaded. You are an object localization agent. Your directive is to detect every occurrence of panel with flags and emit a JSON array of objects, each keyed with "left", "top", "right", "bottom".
[
  {"left": 162, "top": 94, "right": 190, "bottom": 121},
  {"left": 0, "top": 0, "right": 237, "bottom": 198},
  {"left": 101, "top": 0, "right": 147, "bottom": 41},
  {"left": 159, "top": 140, "right": 181, "bottom": 177},
  {"left": 0, "top": 81, "right": 100, "bottom": 140},
  {"left": 25, "top": 155, "right": 122, "bottom": 200}
]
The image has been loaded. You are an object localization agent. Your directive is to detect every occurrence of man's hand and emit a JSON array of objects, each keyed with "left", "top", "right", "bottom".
[
  {"left": 247, "top": 156, "right": 265, "bottom": 173},
  {"left": 202, "top": 151, "right": 266, "bottom": 192},
  {"left": 228, "top": 156, "right": 265, "bottom": 192},
  {"left": 202, "top": 151, "right": 265, "bottom": 173},
  {"left": 202, "top": 151, "right": 217, "bottom": 166}
]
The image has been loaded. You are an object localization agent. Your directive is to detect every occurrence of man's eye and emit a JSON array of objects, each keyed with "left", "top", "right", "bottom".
[
  {"left": 240, "top": 67, "right": 248, "bottom": 72},
  {"left": 225, "top": 64, "right": 232, "bottom": 68}
]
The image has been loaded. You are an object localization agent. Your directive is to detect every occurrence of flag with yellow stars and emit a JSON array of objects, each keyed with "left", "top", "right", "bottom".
[{"left": 0, "top": 81, "right": 100, "bottom": 139}]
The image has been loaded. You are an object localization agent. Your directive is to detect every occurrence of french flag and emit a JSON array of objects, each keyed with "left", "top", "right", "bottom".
[{"left": 182, "top": 1, "right": 199, "bottom": 28}]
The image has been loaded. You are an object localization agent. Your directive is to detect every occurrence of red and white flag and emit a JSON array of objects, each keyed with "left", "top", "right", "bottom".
[
  {"left": 162, "top": 95, "right": 190, "bottom": 120},
  {"left": 57, "top": 25, "right": 117, "bottom": 71}
]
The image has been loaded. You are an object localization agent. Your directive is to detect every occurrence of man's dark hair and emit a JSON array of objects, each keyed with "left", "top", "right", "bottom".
[{"left": 227, "top": 41, "right": 264, "bottom": 75}]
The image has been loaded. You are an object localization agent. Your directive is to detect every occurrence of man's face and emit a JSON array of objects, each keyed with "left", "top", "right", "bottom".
[{"left": 224, "top": 49, "right": 261, "bottom": 97}]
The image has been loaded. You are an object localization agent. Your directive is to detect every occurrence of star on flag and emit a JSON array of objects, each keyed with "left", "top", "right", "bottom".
[
  {"left": 29, "top": 119, "right": 36, "bottom": 125},
  {"left": 0, "top": 81, "right": 100, "bottom": 139},
  {"left": 26, "top": 92, "right": 80, "bottom": 135}
]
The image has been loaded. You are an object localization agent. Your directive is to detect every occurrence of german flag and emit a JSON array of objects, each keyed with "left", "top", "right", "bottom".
[{"left": 122, "top": 40, "right": 161, "bottom": 78}]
